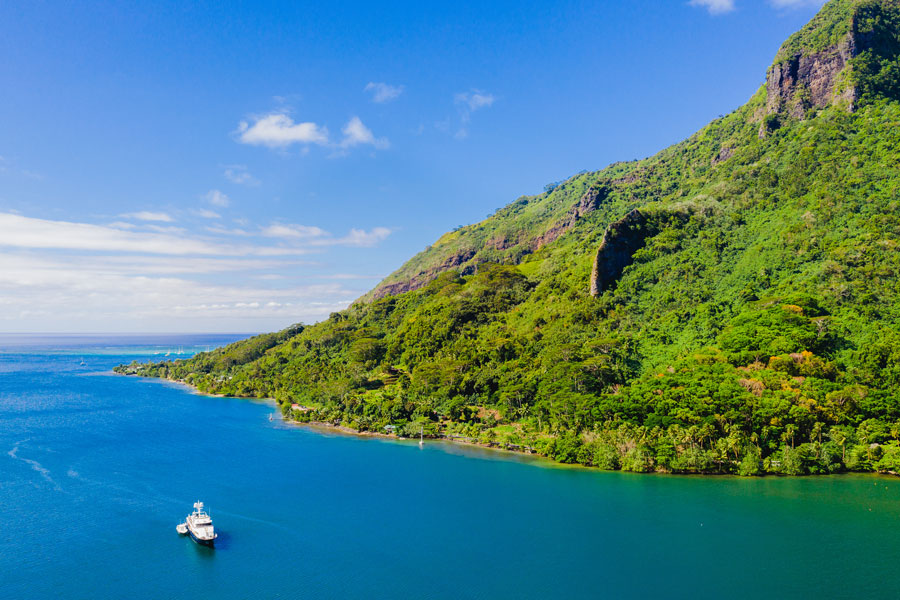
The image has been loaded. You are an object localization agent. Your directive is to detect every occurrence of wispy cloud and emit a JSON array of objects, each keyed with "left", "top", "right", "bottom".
[
  {"left": 223, "top": 164, "right": 260, "bottom": 186},
  {"left": 339, "top": 117, "right": 389, "bottom": 149},
  {"left": 193, "top": 208, "right": 222, "bottom": 219},
  {"left": 145, "top": 224, "right": 186, "bottom": 234},
  {"left": 0, "top": 213, "right": 302, "bottom": 257},
  {"left": 452, "top": 89, "right": 496, "bottom": 139},
  {"left": 237, "top": 112, "right": 329, "bottom": 148},
  {"left": 0, "top": 209, "right": 391, "bottom": 330},
  {"left": 0, "top": 251, "right": 357, "bottom": 330},
  {"left": 262, "top": 222, "right": 391, "bottom": 247},
  {"left": 365, "top": 82, "right": 404, "bottom": 103},
  {"left": 334, "top": 227, "right": 392, "bottom": 247},
  {"left": 121, "top": 211, "right": 173, "bottom": 223},
  {"left": 689, "top": 0, "right": 735, "bottom": 14},
  {"left": 205, "top": 189, "right": 230, "bottom": 207},
  {"left": 455, "top": 90, "right": 496, "bottom": 113},
  {"left": 262, "top": 223, "right": 329, "bottom": 239}
]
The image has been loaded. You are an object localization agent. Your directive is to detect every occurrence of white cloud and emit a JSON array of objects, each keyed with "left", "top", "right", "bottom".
[
  {"left": 145, "top": 224, "right": 186, "bottom": 234},
  {"left": 0, "top": 212, "right": 304, "bottom": 257},
  {"left": 205, "top": 224, "right": 250, "bottom": 236},
  {"left": 454, "top": 90, "right": 496, "bottom": 113},
  {"left": 237, "top": 112, "right": 329, "bottom": 148},
  {"left": 223, "top": 164, "right": 260, "bottom": 186},
  {"left": 339, "top": 117, "right": 389, "bottom": 149},
  {"left": 194, "top": 208, "right": 222, "bottom": 219},
  {"left": 261, "top": 223, "right": 329, "bottom": 239},
  {"left": 262, "top": 222, "right": 391, "bottom": 247},
  {"left": 205, "top": 189, "right": 230, "bottom": 207},
  {"left": 0, "top": 207, "right": 394, "bottom": 331},
  {"left": 330, "top": 227, "right": 392, "bottom": 247},
  {"left": 689, "top": 0, "right": 735, "bottom": 14},
  {"left": 107, "top": 221, "right": 137, "bottom": 230},
  {"left": 365, "top": 82, "right": 404, "bottom": 103},
  {"left": 121, "top": 211, "right": 173, "bottom": 222},
  {"left": 452, "top": 89, "right": 496, "bottom": 138},
  {"left": 0, "top": 251, "right": 357, "bottom": 331},
  {"left": 84, "top": 255, "right": 311, "bottom": 275}
]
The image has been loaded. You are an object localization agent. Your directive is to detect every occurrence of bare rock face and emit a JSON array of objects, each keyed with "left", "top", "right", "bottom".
[
  {"left": 589, "top": 210, "right": 656, "bottom": 297},
  {"left": 765, "top": 37, "right": 858, "bottom": 119},
  {"left": 760, "top": 1, "right": 898, "bottom": 122}
]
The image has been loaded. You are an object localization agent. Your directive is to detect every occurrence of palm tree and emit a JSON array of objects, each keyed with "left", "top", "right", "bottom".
[
  {"left": 829, "top": 427, "right": 848, "bottom": 463},
  {"left": 784, "top": 424, "right": 798, "bottom": 449},
  {"left": 726, "top": 425, "right": 742, "bottom": 463},
  {"left": 810, "top": 422, "right": 824, "bottom": 459}
]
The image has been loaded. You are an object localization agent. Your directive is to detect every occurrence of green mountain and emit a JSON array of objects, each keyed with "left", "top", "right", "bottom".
[{"left": 120, "top": 0, "right": 900, "bottom": 475}]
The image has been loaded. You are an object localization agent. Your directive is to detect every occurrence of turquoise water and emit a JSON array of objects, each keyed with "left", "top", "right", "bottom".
[{"left": 3, "top": 335, "right": 900, "bottom": 599}]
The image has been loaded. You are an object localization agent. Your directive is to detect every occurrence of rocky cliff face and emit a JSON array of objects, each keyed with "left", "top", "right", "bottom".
[
  {"left": 765, "top": 36, "right": 858, "bottom": 119},
  {"left": 762, "top": 0, "right": 900, "bottom": 121},
  {"left": 589, "top": 210, "right": 656, "bottom": 297}
]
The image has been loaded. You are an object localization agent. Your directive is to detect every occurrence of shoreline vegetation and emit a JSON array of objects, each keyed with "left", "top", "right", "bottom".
[
  {"left": 126, "top": 372, "right": 548, "bottom": 458},
  {"left": 117, "top": 1, "right": 900, "bottom": 480},
  {"left": 115, "top": 367, "right": 900, "bottom": 478}
]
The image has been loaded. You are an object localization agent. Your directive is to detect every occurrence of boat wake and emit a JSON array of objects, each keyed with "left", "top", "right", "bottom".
[
  {"left": 210, "top": 507, "right": 288, "bottom": 531},
  {"left": 8, "top": 440, "right": 63, "bottom": 492}
]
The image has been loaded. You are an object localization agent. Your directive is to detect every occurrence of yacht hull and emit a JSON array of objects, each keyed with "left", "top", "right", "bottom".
[{"left": 189, "top": 530, "right": 216, "bottom": 546}]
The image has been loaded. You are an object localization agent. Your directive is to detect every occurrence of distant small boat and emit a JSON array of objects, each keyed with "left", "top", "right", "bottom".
[
  {"left": 79, "top": 358, "right": 86, "bottom": 366},
  {"left": 269, "top": 414, "right": 274, "bottom": 421},
  {"left": 177, "top": 501, "right": 217, "bottom": 546}
]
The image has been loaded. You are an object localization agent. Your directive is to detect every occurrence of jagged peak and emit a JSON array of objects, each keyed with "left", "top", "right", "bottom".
[{"left": 762, "top": 0, "right": 900, "bottom": 124}]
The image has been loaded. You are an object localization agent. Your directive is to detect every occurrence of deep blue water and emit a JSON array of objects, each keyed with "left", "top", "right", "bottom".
[{"left": 3, "top": 335, "right": 900, "bottom": 599}]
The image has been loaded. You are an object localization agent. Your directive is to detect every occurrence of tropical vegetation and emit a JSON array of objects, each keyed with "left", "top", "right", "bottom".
[{"left": 118, "top": 0, "right": 900, "bottom": 476}]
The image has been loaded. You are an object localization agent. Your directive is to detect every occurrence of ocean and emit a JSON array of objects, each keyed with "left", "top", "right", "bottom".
[{"left": 2, "top": 334, "right": 900, "bottom": 599}]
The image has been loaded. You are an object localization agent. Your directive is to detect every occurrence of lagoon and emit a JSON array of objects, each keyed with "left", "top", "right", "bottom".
[{"left": 2, "top": 335, "right": 900, "bottom": 599}]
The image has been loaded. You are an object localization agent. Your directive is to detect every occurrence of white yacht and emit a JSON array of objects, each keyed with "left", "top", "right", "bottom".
[{"left": 177, "top": 501, "right": 217, "bottom": 546}]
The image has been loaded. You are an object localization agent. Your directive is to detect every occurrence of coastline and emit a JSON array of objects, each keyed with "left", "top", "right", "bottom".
[
  {"left": 124, "top": 372, "right": 553, "bottom": 464},
  {"left": 115, "top": 371, "right": 900, "bottom": 479}
]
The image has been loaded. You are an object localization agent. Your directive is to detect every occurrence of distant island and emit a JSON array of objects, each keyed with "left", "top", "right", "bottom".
[{"left": 119, "top": 0, "right": 900, "bottom": 476}]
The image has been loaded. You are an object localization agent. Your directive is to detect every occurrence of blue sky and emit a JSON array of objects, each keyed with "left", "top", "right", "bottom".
[{"left": 0, "top": 0, "right": 826, "bottom": 333}]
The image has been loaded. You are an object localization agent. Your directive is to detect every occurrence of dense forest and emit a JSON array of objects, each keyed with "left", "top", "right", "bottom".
[{"left": 119, "top": 0, "right": 900, "bottom": 476}]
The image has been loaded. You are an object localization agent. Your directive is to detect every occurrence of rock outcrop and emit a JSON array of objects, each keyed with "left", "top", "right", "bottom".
[
  {"left": 371, "top": 248, "right": 476, "bottom": 299},
  {"left": 765, "top": 37, "right": 858, "bottom": 119},
  {"left": 589, "top": 210, "right": 656, "bottom": 297},
  {"left": 371, "top": 185, "right": 610, "bottom": 300},
  {"left": 532, "top": 184, "right": 609, "bottom": 250},
  {"left": 763, "top": 0, "right": 900, "bottom": 121}
]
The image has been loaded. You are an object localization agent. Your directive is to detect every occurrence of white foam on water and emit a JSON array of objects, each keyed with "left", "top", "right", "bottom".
[{"left": 7, "top": 439, "right": 63, "bottom": 492}]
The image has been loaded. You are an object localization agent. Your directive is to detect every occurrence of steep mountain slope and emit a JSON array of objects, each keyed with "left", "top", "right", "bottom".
[{"left": 121, "top": 0, "right": 900, "bottom": 475}]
